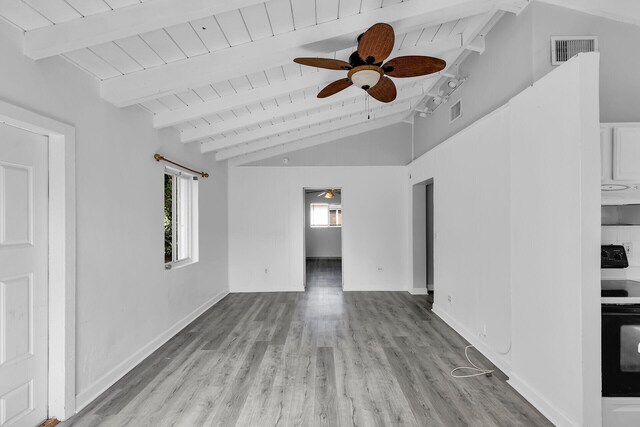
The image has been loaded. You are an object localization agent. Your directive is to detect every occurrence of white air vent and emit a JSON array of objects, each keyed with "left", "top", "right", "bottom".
[
  {"left": 551, "top": 36, "right": 598, "bottom": 65},
  {"left": 450, "top": 99, "right": 461, "bottom": 123}
]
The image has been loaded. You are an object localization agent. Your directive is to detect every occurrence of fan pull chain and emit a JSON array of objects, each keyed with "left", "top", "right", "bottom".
[{"left": 365, "top": 93, "right": 371, "bottom": 120}]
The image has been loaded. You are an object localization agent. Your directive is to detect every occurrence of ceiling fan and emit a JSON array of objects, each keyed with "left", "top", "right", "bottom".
[
  {"left": 316, "top": 189, "right": 339, "bottom": 199},
  {"left": 294, "top": 23, "right": 446, "bottom": 103}
]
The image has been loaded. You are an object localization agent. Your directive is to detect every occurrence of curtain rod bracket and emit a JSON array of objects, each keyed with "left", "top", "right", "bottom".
[{"left": 154, "top": 153, "right": 209, "bottom": 178}]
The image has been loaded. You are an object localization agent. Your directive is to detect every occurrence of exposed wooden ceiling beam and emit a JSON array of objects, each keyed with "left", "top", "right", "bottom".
[
  {"left": 215, "top": 8, "right": 501, "bottom": 163},
  {"left": 213, "top": 97, "right": 418, "bottom": 160},
  {"left": 227, "top": 113, "right": 408, "bottom": 166},
  {"left": 497, "top": 0, "right": 532, "bottom": 15},
  {"left": 24, "top": 0, "right": 266, "bottom": 60},
  {"left": 154, "top": 70, "right": 336, "bottom": 129},
  {"left": 101, "top": 0, "right": 502, "bottom": 107},
  {"left": 199, "top": 80, "right": 434, "bottom": 151},
  {"left": 154, "top": 38, "right": 461, "bottom": 129},
  {"left": 181, "top": 73, "right": 439, "bottom": 144}
]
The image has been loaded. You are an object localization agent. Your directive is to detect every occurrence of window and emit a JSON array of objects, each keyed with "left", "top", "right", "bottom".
[
  {"left": 310, "top": 203, "right": 342, "bottom": 227},
  {"left": 164, "top": 167, "right": 198, "bottom": 268}
]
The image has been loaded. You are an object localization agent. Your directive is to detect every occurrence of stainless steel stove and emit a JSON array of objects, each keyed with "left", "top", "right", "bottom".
[{"left": 600, "top": 241, "right": 640, "bottom": 425}]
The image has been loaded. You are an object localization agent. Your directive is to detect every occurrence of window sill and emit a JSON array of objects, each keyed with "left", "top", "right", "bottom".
[
  {"left": 165, "top": 258, "right": 197, "bottom": 271},
  {"left": 310, "top": 225, "right": 342, "bottom": 228}
]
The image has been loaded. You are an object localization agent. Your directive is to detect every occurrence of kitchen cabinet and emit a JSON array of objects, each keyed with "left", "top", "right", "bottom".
[
  {"left": 601, "top": 123, "right": 640, "bottom": 183},
  {"left": 614, "top": 126, "right": 640, "bottom": 181},
  {"left": 601, "top": 126, "right": 613, "bottom": 181}
]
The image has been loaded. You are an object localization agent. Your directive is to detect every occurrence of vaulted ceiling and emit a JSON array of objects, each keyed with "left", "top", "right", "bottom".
[{"left": 0, "top": 0, "right": 529, "bottom": 164}]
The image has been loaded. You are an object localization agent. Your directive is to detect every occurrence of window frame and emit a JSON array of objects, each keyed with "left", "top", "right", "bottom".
[
  {"left": 310, "top": 202, "right": 342, "bottom": 228},
  {"left": 164, "top": 166, "right": 199, "bottom": 270}
]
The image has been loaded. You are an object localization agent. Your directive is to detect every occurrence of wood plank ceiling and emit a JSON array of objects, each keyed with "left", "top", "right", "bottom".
[{"left": 0, "top": 0, "right": 529, "bottom": 164}]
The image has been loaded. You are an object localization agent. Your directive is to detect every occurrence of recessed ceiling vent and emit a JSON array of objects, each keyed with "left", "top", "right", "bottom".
[
  {"left": 450, "top": 99, "right": 461, "bottom": 123},
  {"left": 551, "top": 36, "right": 598, "bottom": 65}
]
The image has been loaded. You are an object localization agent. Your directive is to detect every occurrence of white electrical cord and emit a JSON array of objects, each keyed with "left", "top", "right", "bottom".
[{"left": 450, "top": 345, "right": 495, "bottom": 378}]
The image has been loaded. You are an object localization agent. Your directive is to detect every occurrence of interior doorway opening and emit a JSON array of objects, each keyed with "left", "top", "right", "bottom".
[
  {"left": 426, "top": 182, "right": 434, "bottom": 296},
  {"left": 303, "top": 188, "right": 343, "bottom": 290},
  {"left": 412, "top": 179, "right": 434, "bottom": 305}
]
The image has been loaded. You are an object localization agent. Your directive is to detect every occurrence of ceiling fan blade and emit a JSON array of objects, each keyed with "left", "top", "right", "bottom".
[
  {"left": 357, "top": 23, "right": 395, "bottom": 64},
  {"left": 318, "top": 78, "right": 353, "bottom": 98},
  {"left": 383, "top": 55, "right": 446, "bottom": 78},
  {"left": 367, "top": 77, "right": 396, "bottom": 103},
  {"left": 317, "top": 192, "right": 327, "bottom": 197},
  {"left": 294, "top": 57, "right": 352, "bottom": 70}
]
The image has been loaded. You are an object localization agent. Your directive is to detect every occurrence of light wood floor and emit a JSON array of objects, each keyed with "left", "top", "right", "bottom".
[{"left": 62, "top": 265, "right": 551, "bottom": 427}]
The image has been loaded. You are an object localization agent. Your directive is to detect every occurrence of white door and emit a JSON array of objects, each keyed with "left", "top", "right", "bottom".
[{"left": 0, "top": 122, "right": 48, "bottom": 427}]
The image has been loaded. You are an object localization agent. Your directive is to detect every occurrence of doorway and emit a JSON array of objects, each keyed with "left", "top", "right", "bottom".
[
  {"left": 426, "top": 182, "right": 434, "bottom": 295},
  {"left": 412, "top": 179, "right": 434, "bottom": 303},
  {"left": 303, "top": 188, "right": 343, "bottom": 289}
]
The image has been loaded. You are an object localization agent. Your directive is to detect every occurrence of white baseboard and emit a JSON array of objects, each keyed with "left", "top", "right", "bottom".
[
  {"left": 408, "top": 287, "right": 429, "bottom": 295},
  {"left": 74, "top": 289, "right": 229, "bottom": 413},
  {"left": 431, "top": 304, "right": 512, "bottom": 375},
  {"left": 432, "top": 305, "right": 575, "bottom": 427},
  {"left": 508, "top": 374, "right": 579, "bottom": 427}
]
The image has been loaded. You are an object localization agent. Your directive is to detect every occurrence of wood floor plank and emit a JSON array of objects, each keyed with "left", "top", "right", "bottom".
[
  {"left": 62, "top": 262, "right": 552, "bottom": 427},
  {"left": 272, "top": 303, "right": 295, "bottom": 345},
  {"left": 314, "top": 347, "right": 338, "bottom": 427},
  {"left": 284, "top": 354, "right": 316, "bottom": 426},
  {"left": 210, "top": 341, "right": 269, "bottom": 426},
  {"left": 383, "top": 345, "right": 444, "bottom": 425}
]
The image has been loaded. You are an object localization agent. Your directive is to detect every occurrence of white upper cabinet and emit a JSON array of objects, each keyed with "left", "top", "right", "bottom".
[
  {"left": 601, "top": 124, "right": 640, "bottom": 183},
  {"left": 614, "top": 126, "right": 640, "bottom": 181},
  {"left": 601, "top": 126, "right": 613, "bottom": 181},
  {"left": 602, "top": 124, "right": 640, "bottom": 204}
]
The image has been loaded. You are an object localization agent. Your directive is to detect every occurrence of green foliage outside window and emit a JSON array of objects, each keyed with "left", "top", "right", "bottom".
[{"left": 164, "top": 174, "right": 173, "bottom": 263}]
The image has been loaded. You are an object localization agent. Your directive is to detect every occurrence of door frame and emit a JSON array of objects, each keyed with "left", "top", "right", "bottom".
[
  {"left": 0, "top": 99, "right": 76, "bottom": 420},
  {"left": 409, "top": 178, "right": 433, "bottom": 295}
]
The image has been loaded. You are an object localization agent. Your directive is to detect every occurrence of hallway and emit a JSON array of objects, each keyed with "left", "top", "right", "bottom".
[{"left": 306, "top": 258, "right": 342, "bottom": 289}]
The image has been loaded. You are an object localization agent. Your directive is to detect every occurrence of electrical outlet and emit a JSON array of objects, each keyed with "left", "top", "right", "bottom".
[
  {"left": 482, "top": 323, "right": 487, "bottom": 337},
  {"left": 264, "top": 267, "right": 268, "bottom": 274},
  {"left": 447, "top": 295, "right": 452, "bottom": 304},
  {"left": 377, "top": 266, "right": 383, "bottom": 272},
  {"left": 623, "top": 242, "right": 633, "bottom": 257}
]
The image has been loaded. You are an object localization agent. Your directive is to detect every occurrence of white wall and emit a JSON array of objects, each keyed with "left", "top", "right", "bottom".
[
  {"left": 531, "top": 1, "right": 640, "bottom": 123},
  {"left": 508, "top": 53, "right": 601, "bottom": 427},
  {"left": 305, "top": 191, "right": 342, "bottom": 258},
  {"left": 413, "top": 8, "right": 533, "bottom": 156},
  {"left": 408, "top": 54, "right": 601, "bottom": 427},
  {"left": 409, "top": 106, "right": 513, "bottom": 363},
  {"left": 415, "top": 1, "right": 640, "bottom": 157},
  {"left": 247, "top": 122, "right": 413, "bottom": 167},
  {"left": 0, "top": 21, "right": 229, "bottom": 412},
  {"left": 228, "top": 166, "right": 408, "bottom": 292}
]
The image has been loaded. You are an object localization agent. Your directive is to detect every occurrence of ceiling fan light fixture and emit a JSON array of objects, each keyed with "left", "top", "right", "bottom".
[
  {"left": 324, "top": 190, "right": 335, "bottom": 199},
  {"left": 348, "top": 65, "right": 382, "bottom": 90},
  {"left": 294, "top": 23, "right": 446, "bottom": 102},
  {"left": 351, "top": 69, "right": 381, "bottom": 89}
]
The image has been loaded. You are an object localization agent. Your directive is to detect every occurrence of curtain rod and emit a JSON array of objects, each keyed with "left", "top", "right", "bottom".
[{"left": 154, "top": 154, "right": 209, "bottom": 178}]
